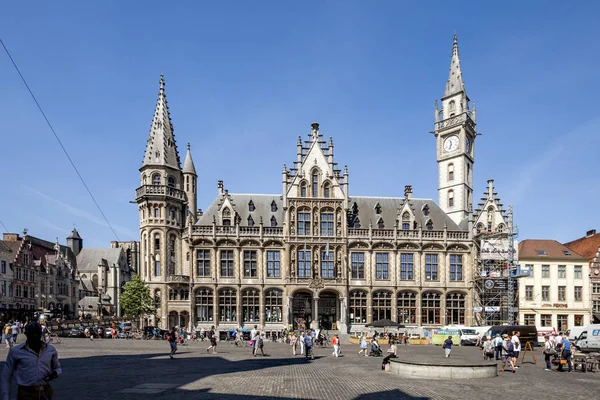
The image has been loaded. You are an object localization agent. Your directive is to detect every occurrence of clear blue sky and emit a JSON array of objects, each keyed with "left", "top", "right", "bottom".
[{"left": 1, "top": 1, "right": 599, "bottom": 248}]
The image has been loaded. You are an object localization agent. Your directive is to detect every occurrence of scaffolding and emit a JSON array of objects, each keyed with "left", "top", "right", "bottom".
[{"left": 473, "top": 206, "right": 519, "bottom": 326}]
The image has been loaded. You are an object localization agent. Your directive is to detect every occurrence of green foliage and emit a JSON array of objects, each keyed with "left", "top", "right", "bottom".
[{"left": 120, "top": 274, "right": 155, "bottom": 319}]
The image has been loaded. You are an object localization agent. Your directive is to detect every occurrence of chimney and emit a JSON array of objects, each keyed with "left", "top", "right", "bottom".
[
  {"left": 404, "top": 185, "right": 413, "bottom": 199},
  {"left": 218, "top": 180, "right": 224, "bottom": 195},
  {"left": 587, "top": 229, "right": 597, "bottom": 237},
  {"left": 2, "top": 233, "right": 19, "bottom": 242}
]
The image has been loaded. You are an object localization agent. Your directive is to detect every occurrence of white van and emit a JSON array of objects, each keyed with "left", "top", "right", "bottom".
[
  {"left": 574, "top": 324, "right": 600, "bottom": 353},
  {"left": 566, "top": 326, "right": 586, "bottom": 342},
  {"left": 458, "top": 328, "right": 480, "bottom": 346}
]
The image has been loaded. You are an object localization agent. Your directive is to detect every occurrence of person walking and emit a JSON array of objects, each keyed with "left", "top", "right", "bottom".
[
  {"left": 483, "top": 337, "right": 495, "bottom": 361},
  {"left": 255, "top": 332, "right": 265, "bottom": 356},
  {"left": 11, "top": 322, "right": 19, "bottom": 345},
  {"left": 500, "top": 334, "right": 516, "bottom": 373},
  {"left": 543, "top": 335, "right": 555, "bottom": 371},
  {"left": 206, "top": 325, "right": 217, "bottom": 354},
  {"left": 304, "top": 330, "right": 314, "bottom": 359},
  {"left": 1, "top": 321, "right": 62, "bottom": 399},
  {"left": 443, "top": 336, "right": 453, "bottom": 357},
  {"left": 557, "top": 334, "right": 573, "bottom": 372},
  {"left": 299, "top": 331, "right": 305, "bottom": 356},
  {"left": 168, "top": 327, "right": 178, "bottom": 359},
  {"left": 358, "top": 334, "right": 368, "bottom": 357},
  {"left": 493, "top": 334, "right": 503, "bottom": 360},
  {"left": 332, "top": 334, "right": 340, "bottom": 357},
  {"left": 250, "top": 325, "right": 258, "bottom": 356},
  {"left": 291, "top": 333, "right": 298, "bottom": 356},
  {"left": 4, "top": 323, "right": 12, "bottom": 348},
  {"left": 511, "top": 331, "right": 521, "bottom": 368}
]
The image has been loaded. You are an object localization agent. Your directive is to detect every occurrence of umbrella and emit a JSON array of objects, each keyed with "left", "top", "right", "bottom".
[{"left": 365, "top": 319, "right": 405, "bottom": 328}]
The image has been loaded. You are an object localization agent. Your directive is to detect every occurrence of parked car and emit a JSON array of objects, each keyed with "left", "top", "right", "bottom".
[{"left": 69, "top": 327, "right": 86, "bottom": 338}]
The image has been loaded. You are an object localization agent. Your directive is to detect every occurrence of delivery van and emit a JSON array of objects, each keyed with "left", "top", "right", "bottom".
[
  {"left": 566, "top": 326, "right": 586, "bottom": 342},
  {"left": 574, "top": 324, "right": 600, "bottom": 353},
  {"left": 483, "top": 325, "right": 538, "bottom": 347}
]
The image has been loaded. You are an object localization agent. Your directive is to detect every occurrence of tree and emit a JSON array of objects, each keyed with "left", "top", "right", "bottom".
[{"left": 120, "top": 274, "right": 155, "bottom": 323}]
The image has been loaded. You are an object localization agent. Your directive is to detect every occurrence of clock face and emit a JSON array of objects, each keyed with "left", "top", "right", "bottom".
[
  {"left": 443, "top": 135, "right": 459, "bottom": 152},
  {"left": 466, "top": 138, "right": 471, "bottom": 153}
]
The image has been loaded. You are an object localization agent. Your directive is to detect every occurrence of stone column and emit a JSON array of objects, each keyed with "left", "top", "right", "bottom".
[
  {"left": 259, "top": 288, "right": 265, "bottom": 328},
  {"left": 212, "top": 288, "right": 219, "bottom": 327},
  {"left": 367, "top": 291, "right": 373, "bottom": 324},
  {"left": 416, "top": 289, "right": 422, "bottom": 327},
  {"left": 391, "top": 291, "right": 397, "bottom": 322},
  {"left": 339, "top": 297, "right": 348, "bottom": 333},
  {"left": 236, "top": 288, "right": 242, "bottom": 327},
  {"left": 312, "top": 297, "right": 319, "bottom": 330}
]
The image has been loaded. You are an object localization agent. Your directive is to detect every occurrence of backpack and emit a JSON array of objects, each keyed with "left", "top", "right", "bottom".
[{"left": 505, "top": 340, "right": 514, "bottom": 353}]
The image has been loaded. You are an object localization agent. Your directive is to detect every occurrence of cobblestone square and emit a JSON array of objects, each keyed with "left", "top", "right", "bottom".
[{"left": 2, "top": 337, "right": 599, "bottom": 399}]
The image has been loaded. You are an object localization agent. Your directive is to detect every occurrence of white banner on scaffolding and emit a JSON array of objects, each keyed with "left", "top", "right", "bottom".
[{"left": 480, "top": 238, "right": 513, "bottom": 261}]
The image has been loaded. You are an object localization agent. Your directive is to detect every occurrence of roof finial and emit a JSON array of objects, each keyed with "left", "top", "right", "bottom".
[
  {"left": 159, "top": 74, "right": 165, "bottom": 93},
  {"left": 187, "top": 142, "right": 191, "bottom": 151},
  {"left": 311, "top": 122, "right": 319, "bottom": 141}
]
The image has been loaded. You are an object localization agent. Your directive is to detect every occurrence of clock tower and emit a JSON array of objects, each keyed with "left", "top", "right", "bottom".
[{"left": 434, "top": 35, "right": 477, "bottom": 226}]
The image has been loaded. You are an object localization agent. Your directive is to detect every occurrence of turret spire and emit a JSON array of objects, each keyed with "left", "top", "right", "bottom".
[
  {"left": 443, "top": 34, "right": 466, "bottom": 98},
  {"left": 142, "top": 74, "right": 181, "bottom": 170},
  {"left": 183, "top": 143, "right": 197, "bottom": 175}
]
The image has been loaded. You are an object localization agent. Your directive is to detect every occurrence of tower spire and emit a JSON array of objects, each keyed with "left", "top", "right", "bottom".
[
  {"left": 141, "top": 74, "right": 181, "bottom": 170},
  {"left": 443, "top": 34, "right": 466, "bottom": 98},
  {"left": 183, "top": 143, "right": 197, "bottom": 175}
]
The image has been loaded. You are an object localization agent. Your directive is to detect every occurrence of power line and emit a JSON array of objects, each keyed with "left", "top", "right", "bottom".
[
  {"left": 0, "top": 220, "right": 8, "bottom": 233},
  {"left": 0, "top": 38, "right": 121, "bottom": 242}
]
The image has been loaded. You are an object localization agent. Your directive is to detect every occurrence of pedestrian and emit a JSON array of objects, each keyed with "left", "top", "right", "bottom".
[
  {"left": 542, "top": 335, "right": 555, "bottom": 371},
  {"left": 557, "top": 334, "right": 572, "bottom": 372},
  {"left": 206, "top": 325, "right": 217, "bottom": 354},
  {"left": 483, "top": 337, "right": 495, "bottom": 360},
  {"left": 500, "top": 334, "right": 516, "bottom": 373},
  {"left": 304, "top": 329, "right": 314, "bottom": 359},
  {"left": 511, "top": 331, "right": 521, "bottom": 368},
  {"left": 256, "top": 332, "right": 265, "bottom": 356},
  {"left": 493, "top": 333, "right": 502, "bottom": 360},
  {"left": 443, "top": 336, "right": 453, "bottom": 357},
  {"left": 1, "top": 321, "right": 62, "bottom": 399},
  {"left": 250, "top": 325, "right": 258, "bottom": 356},
  {"left": 167, "top": 327, "right": 178, "bottom": 359},
  {"left": 299, "top": 331, "right": 305, "bottom": 356},
  {"left": 4, "top": 323, "right": 12, "bottom": 348},
  {"left": 358, "top": 333, "right": 368, "bottom": 357},
  {"left": 291, "top": 333, "right": 298, "bottom": 356},
  {"left": 11, "top": 321, "right": 19, "bottom": 345},
  {"left": 332, "top": 334, "right": 340, "bottom": 357}
]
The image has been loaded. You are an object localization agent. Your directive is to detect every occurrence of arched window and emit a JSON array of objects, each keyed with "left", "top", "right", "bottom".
[
  {"left": 323, "top": 183, "right": 330, "bottom": 198},
  {"left": 265, "top": 289, "right": 283, "bottom": 322},
  {"left": 497, "top": 223, "right": 505, "bottom": 232},
  {"left": 242, "top": 289, "right": 260, "bottom": 323},
  {"left": 446, "top": 293, "right": 465, "bottom": 325},
  {"left": 142, "top": 174, "right": 147, "bottom": 185},
  {"left": 92, "top": 274, "right": 98, "bottom": 289},
  {"left": 222, "top": 208, "right": 231, "bottom": 226},
  {"left": 312, "top": 172, "right": 319, "bottom": 197},
  {"left": 377, "top": 218, "right": 384, "bottom": 229},
  {"left": 449, "top": 100, "right": 456, "bottom": 116},
  {"left": 372, "top": 291, "right": 392, "bottom": 321},
  {"left": 421, "top": 292, "right": 441, "bottom": 324},
  {"left": 167, "top": 176, "right": 176, "bottom": 187},
  {"left": 401, "top": 212, "right": 410, "bottom": 230},
  {"left": 448, "top": 164, "right": 454, "bottom": 181},
  {"left": 397, "top": 292, "right": 417, "bottom": 324},
  {"left": 270, "top": 216, "right": 277, "bottom": 227},
  {"left": 300, "top": 182, "right": 307, "bottom": 197},
  {"left": 349, "top": 291, "right": 367, "bottom": 324},
  {"left": 195, "top": 288, "right": 213, "bottom": 323},
  {"left": 270, "top": 200, "right": 278, "bottom": 212},
  {"left": 448, "top": 190, "right": 454, "bottom": 208},
  {"left": 152, "top": 174, "right": 161, "bottom": 185},
  {"left": 218, "top": 289, "right": 237, "bottom": 322},
  {"left": 476, "top": 223, "right": 484, "bottom": 234}
]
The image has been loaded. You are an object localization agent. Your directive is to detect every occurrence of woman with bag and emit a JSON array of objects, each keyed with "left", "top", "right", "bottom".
[{"left": 543, "top": 335, "right": 555, "bottom": 371}]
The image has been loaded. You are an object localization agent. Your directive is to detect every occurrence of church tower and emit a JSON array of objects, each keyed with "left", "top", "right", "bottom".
[
  {"left": 136, "top": 75, "right": 185, "bottom": 326},
  {"left": 434, "top": 35, "right": 477, "bottom": 226}
]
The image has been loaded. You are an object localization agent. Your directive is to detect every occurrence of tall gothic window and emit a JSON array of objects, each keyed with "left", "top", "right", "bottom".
[
  {"left": 402, "top": 212, "right": 410, "bottom": 230},
  {"left": 397, "top": 292, "right": 417, "bottom": 324},
  {"left": 323, "top": 183, "right": 330, "bottom": 198},
  {"left": 312, "top": 173, "right": 318, "bottom": 197},
  {"left": 422, "top": 292, "right": 441, "bottom": 324},
  {"left": 265, "top": 289, "right": 283, "bottom": 323},
  {"left": 375, "top": 253, "right": 389, "bottom": 280},
  {"left": 298, "top": 250, "right": 311, "bottom": 278},
  {"left": 400, "top": 253, "right": 414, "bottom": 280},
  {"left": 243, "top": 251, "right": 257, "bottom": 277},
  {"left": 320, "top": 212, "right": 334, "bottom": 236},
  {"left": 321, "top": 251, "right": 334, "bottom": 278},
  {"left": 195, "top": 288, "right": 213, "bottom": 322},
  {"left": 425, "top": 254, "right": 439, "bottom": 280},
  {"left": 220, "top": 250, "right": 234, "bottom": 277},
  {"left": 446, "top": 293, "right": 465, "bottom": 325},
  {"left": 297, "top": 212, "right": 311, "bottom": 236},
  {"left": 218, "top": 289, "right": 237, "bottom": 322},
  {"left": 349, "top": 291, "right": 367, "bottom": 324},
  {"left": 196, "top": 250, "right": 210, "bottom": 277},
  {"left": 300, "top": 182, "right": 307, "bottom": 197},
  {"left": 351, "top": 252, "right": 365, "bottom": 279},
  {"left": 372, "top": 291, "right": 392, "bottom": 321},
  {"left": 242, "top": 289, "right": 260, "bottom": 323},
  {"left": 449, "top": 255, "right": 463, "bottom": 281}
]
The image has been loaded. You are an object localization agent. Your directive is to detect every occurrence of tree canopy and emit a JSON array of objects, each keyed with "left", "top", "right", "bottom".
[{"left": 120, "top": 274, "right": 155, "bottom": 319}]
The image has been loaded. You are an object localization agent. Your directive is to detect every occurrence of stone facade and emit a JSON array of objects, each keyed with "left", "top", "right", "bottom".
[
  {"left": 0, "top": 241, "right": 14, "bottom": 312},
  {"left": 136, "top": 36, "right": 489, "bottom": 333}
]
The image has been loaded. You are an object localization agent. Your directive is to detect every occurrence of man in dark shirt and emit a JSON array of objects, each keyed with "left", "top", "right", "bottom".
[{"left": 443, "top": 336, "right": 453, "bottom": 357}]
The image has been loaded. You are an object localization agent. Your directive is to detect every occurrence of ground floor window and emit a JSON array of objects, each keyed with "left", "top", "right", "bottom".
[
  {"left": 446, "top": 293, "right": 465, "bottom": 325},
  {"left": 195, "top": 288, "right": 213, "bottom": 322},
  {"left": 397, "top": 292, "right": 416, "bottom": 324},
  {"left": 265, "top": 289, "right": 283, "bottom": 322},
  {"left": 524, "top": 314, "right": 535, "bottom": 326},
  {"left": 556, "top": 314, "right": 568, "bottom": 332},
  {"left": 242, "top": 289, "right": 259, "bottom": 323},
  {"left": 372, "top": 291, "right": 392, "bottom": 321},
  {"left": 219, "top": 289, "right": 237, "bottom": 322},
  {"left": 349, "top": 291, "right": 367, "bottom": 324},
  {"left": 421, "top": 292, "right": 441, "bottom": 324}
]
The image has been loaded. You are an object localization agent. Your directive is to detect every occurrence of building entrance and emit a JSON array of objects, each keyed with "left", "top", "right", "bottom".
[
  {"left": 318, "top": 292, "right": 338, "bottom": 330},
  {"left": 292, "top": 292, "right": 312, "bottom": 331}
]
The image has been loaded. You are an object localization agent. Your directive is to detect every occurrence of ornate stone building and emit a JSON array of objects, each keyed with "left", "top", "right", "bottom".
[{"left": 136, "top": 36, "right": 484, "bottom": 333}]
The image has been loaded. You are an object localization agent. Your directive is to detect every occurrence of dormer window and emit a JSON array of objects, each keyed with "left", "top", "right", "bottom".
[
  {"left": 167, "top": 176, "right": 176, "bottom": 187},
  {"left": 247, "top": 216, "right": 255, "bottom": 227},
  {"left": 377, "top": 218, "right": 384, "bottom": 229},
  {"left": 535, "top": 250, "right": 547, "bottom": 256},
  {"left": 374, "top": 203, "right": 382, "bottom": 214},
  {"left": 222, "top": 208, "right": 231, "bottom": 226},
  {"left": 422, "top": 204, "right": 430, "bottom": 216},
  {"left": 301, "top": 182, "right": 307, "bottom": 197},
  {"left": 425, "top": 219, "right": 433, "bottom": 230},
  {"left": 271, "top": 201, "right": 277, "bottom": 212},
  {"left": 354, "top": 218, "right": 361, "bottom": 229},
  {"left": 152, "top": 174, "right": 161, "bottom": 185},
  {"left": 270, "top": 216, "right": 277, "bottom": 227},
  {"left": 248, "top": 201, "right": 255, "bottom": 212},
  {"left": 401, "top": 212, "right": 410, "bottom": 230}
]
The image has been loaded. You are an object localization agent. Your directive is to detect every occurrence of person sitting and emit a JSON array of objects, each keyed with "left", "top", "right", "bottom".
[{"left": 382, "top": 340, "right": 397, "bottom": 370}]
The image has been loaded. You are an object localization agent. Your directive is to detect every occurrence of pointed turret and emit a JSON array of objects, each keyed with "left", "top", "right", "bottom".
[
  {"left": 142, "top": 75, "right": 181, "bottom": 170},
  {"left": 183, "top": 143, "right": 197, "bottom": 175},
  {"left": 444, "top": 34, "right": 466, "bottom": 99}
]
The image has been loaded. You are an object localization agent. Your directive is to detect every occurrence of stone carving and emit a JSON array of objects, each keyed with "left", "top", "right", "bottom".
[{"left": 309, "top": 277, "right": 324, "bottom": 289}]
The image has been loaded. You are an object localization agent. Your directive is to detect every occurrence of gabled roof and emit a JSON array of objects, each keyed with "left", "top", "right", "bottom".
[
  {"left": 564, "top": 231, "right": 600, "bottom": 260},
  {"left": 76, "top": 248, "right": 124, "bottom": 272},
  {"left": 196, "top": 193, "right": 284, "bottom": 226},
  {"left": 349, "top": 196, "right": 462, "bottom": 231},
  {"left": 141, "top": 75, "right": 181, "bottom": 170},
  {"left": 519, "top": 239, "right": 588, "bottom": 261}
]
